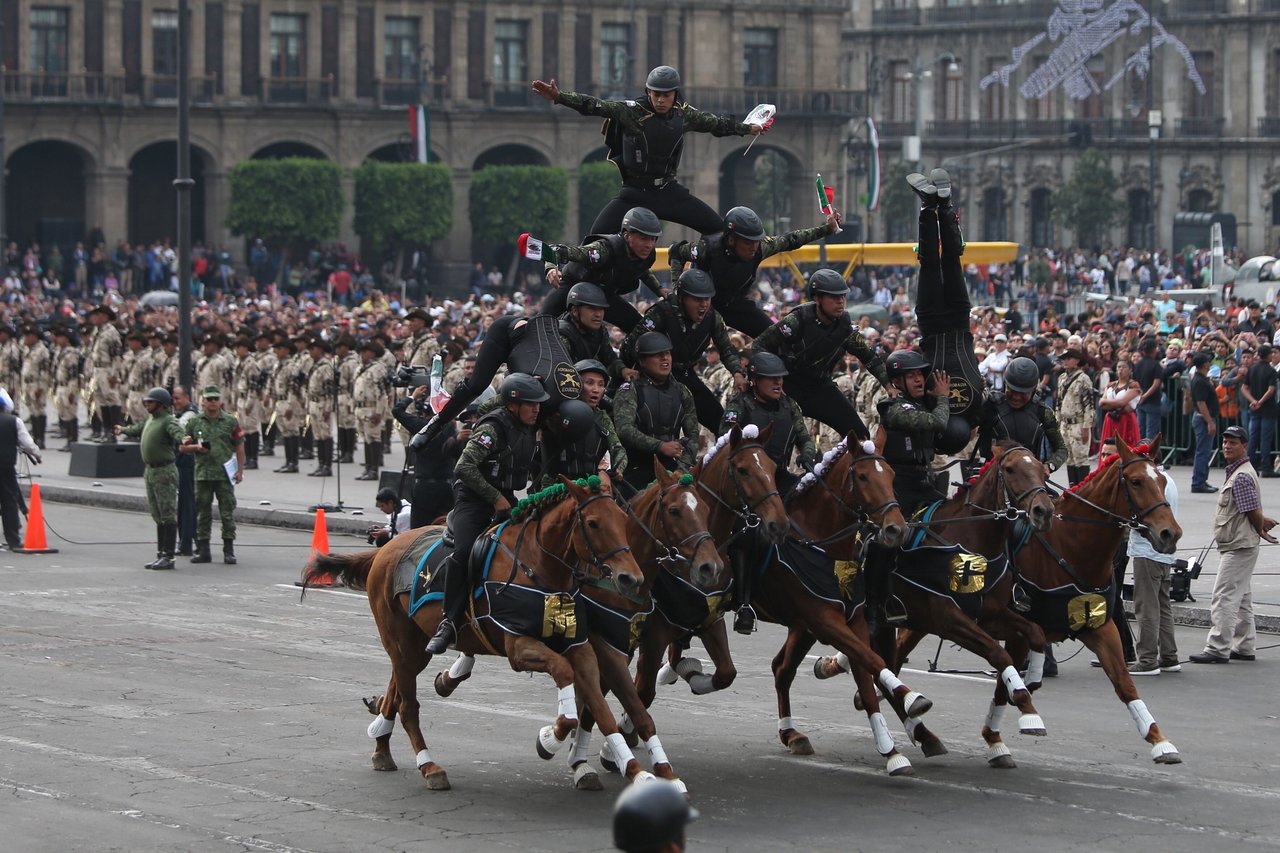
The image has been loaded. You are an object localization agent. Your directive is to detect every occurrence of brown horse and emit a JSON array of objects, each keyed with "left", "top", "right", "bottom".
[
  {"left": 818, "top": 443, "right": 1057, "bottom": 755},
  {"left": 758, "top": 436, "right": 945, "bottom": 775},
  {"left": 436, "top": 460, "right": 724, "bottom": 792},
  {"left": 622, "top": 426, "right": 789, "bottom": 754},
  {"left": 997, "top": 436, "right": 1183, "bottom": 765},
  {"left": 304, "top": 476, "right": 649, "bottom": 791}
]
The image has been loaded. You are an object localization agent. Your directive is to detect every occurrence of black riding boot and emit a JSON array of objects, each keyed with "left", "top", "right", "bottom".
[
  {"left": 275, "top": 437, "right": 300, "bottom": 473},
  {"left": 260, "top": 423, "right": 276, "bottom": 456},
  {"left": 427, "top": 554, "right": 469, "bottom": 655},
  {"left": 223, "top": 539, "right": 237, "bottom": 565},
  {"left": 338, "top": 428, "right": 355, "bottom": 464},
  {"left": 732, "top": 547, "right": 757, "bottom": 634},
  {"left": 90, "top": 412, "right": 102, "bottom": 440},
  {"left": 244, "top": 432, "right": 259, "bottom": 470},
  {"left": 61, "top": 418, "right": 78, "bottom": 450},
  {"left": 31, "top": 416, "right": 46, "bottom": 449},
  {"left": 191, "top": 539, "right": 212, "bottom": 564},
  {"left": 355, "top": 444, "right": 378, "bottom": 480},
  {"left": 309, "top": 438, "right": 333, "bottom": 477},
  {"left": 299, "top": 430, "right": 314, "bottom": 460}
]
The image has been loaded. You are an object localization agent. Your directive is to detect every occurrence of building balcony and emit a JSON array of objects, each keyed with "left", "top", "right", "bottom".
[
  {"left": 871, "top": 6, "right": 920, "bottom": 26},
  {"left": 685, "top": 87, "right": 865, "bottom": 119},
  {"left": 1259, "top": 117, "right": 1280, "bottom": 137},
  {"left": 259, "top": 76, "right": 335, "bottom": 105},
  {"left": 140, "top": 75, "right": 218, "bottom": 104},
  {"left": 875, "top": 120, "right": 916, "bottom": 138},
  {"left": 1, "top": 70, "right": 125, "bottom": 102},
  {"left": 1176, "top": 116, "right": 1225, "bottom": 137}
]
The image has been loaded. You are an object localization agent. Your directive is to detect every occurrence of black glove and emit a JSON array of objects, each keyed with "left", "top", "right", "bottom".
[
  {"left": 798, "top": 455, "right": 816, "bottom": 472},
  {"left": 408, "top": 414, "right": 442, "bottom": 451}
]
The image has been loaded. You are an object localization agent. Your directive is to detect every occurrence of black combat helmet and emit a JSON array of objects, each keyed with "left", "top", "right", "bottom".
[
  {"left": 645, "top": 65, "right": 681, "bottom": 93},
  {"left": 553, "top": 399, "right": 596, "bottom": 440},
  {"left": 635, "top": 332, "right": 674, "bottom": 356},
  {"left": 724, "top": 206, "right": 766, "bottom": 242},
  {"left": 573, "top": 358, "right": 609, "bottom": 378},
  {"left": 500, "top": 373, "right": 551, "bottom": 404},
  {"left": 886, "top": 349, "right": 930, "bottom": 379},
  {"left": 1004, "top": 357, "right": 1040, "bottom": 394},
  {"left": 807, "top": 268, "right": 849, "bottom": 299},
  {"left": 143, "top": 387, "right": 173, "bottom": 407},
  {"left": 748, "top": 351, "right": 789, "bottom": 379},
  {"left": 621, "top": 207, "right": 663, "bottom": 238},
  {"left": 566, "top": 282, "right": 610, "bottom": 308},
  {"left": 613, "top": 780, "right": 700, "bottom": 853},
  {"left": 676, "top": 268, "right": 715, "bottom": 298}
]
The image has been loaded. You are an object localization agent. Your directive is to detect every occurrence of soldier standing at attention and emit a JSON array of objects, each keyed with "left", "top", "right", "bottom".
[
  {"left": 1054, "top": 348, "right": 1095, "bottom": 485},
  {"left": 123, "top": 331, "right": 149, "bottom": 425},
  {"left": 334, "top": 335, "right": 360, "bottom": 465},
  {"left": 117, "top": 387, "right": 186, "bottom": 570},
  {"left": 52, "top": 326, "right": 82, "bottom": 450},
  {"left": 532, "top": 66, "right": 767, "bottom": 236},
  {"left": 613, "top": 332, "right": 699, "bottom": 494},
  {"left": 305, "top": 339, "right": 338, "bottom": 478},
  {"left": 19, "top": 325, "right": 52, "bottom": 449},
  {"left": 621, "top": 268, "right": 746, "bottom": 431},
  {"left": 253, "top": 331, "right": 278, "bottom": 458},
  {"left": 402, "top": 308, "right": 439, "bottom": 369},
  {"left": 196, "top": 334, "right": 233, "bottom": 400},
  {"left": 87, "top": 304, "right": 125, "bottom": 442},
  {"left": 231, "top": 336, "right": 265, "bottom": 470},
  {"left": 669, "top": 206, "right": 843, "bottom": 337},
  {"left": 750, "top": 269, "right": 889, "bottom": 439},
  {"left": 353, "top": 340, "right": 391, "bottom": 481},
  {"left": 180, "top": 386, "right": 245, "bottom": 565},
  {"left": 270, "top": 340, "right": 303, "bottom": 473}
]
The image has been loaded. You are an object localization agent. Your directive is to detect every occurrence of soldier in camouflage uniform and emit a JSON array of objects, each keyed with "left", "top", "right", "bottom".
[
  {"left": 856, "top": 367, "right": 889, "bottom": 442},
  {"left": 159, "top": 334, "right": 181, "bottom": 390},
  {"left": 52, "top": 326, "right": 82, "bottom": 450},
  {"left": 20, "top": 325, "right": 52, "bottom": 449},
  {"left": 231, "top": 337, "right": 266, "bottom": 470},
  {"left": 87, "top": 304, "right": 125, "bottom": 442},
  {"left": 305, "top": 339, "right": 337, "bottom": 477},
  {"left": 538, "top": 358, "right": 627, "bottom": 489},
  {"left": 270, "top": 339, "right": 304, "bottom": 473},
  {"left": 333, "top": 335, "right": 360, "bottom": 464},
  {"left": 123, "top": 331, "right": 151, "bottom": 425},
  {"left": 195, "top": 335, "right": 234, "bottom": 401},
  {"left": 532, "top": 65, "right": 765, "bottom": 235},
  {"left": 443, "top": 353, "right": 471, "bottom": 395},
  {"left": 669, "top": 206, "right": 843, "bottom": 337},
  {"left": 701, "top": 349, "right": 736, "bottom": 410},
  {"left": 252, "top": 331, "right": 277, "bottom": 457},
  {"left": 180, "top": 385, "right": 245, "bottom": 565},
  {"left": 613, "top": 332, "right": 700, "bottom": 494},
  {"left": 402, "top": 309, "right": 439, "bottom": 369},
  {"left": 118, "top": 387, "right": 186, "bottom": 570},
  {"left": 1054, "top": 348, "right": 1095, "bottom": 485},
  {"left": 353, "top": 340, "right": 391, "bottom": 481},
  {"left": 0, "top": 325, "right": 22, "bottom": 404},
  {"left": 291, "top": 335, "right": 316, "bottom": 461}
]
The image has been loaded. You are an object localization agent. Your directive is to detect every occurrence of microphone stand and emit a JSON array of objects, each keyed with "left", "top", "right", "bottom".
[{"left": 310, "top": 356, "right": 354, "bottom": 513}]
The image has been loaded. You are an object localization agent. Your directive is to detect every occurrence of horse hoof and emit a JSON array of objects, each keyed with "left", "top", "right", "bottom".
[
  {"left": 362, "top": 695, "right": 383, "bottom": 715},
  {"left": 920, "top": 739, "right": 949, "bottom": 758},
  {"left": 1152, "top": 741, "right": 1182, "bottom": 764},
  {"left": 886, "top": 754, "right": 914, "bottom": 776},
  {"left": 630, "top": 770, "right": 657, "bottom": 785},
  {"left": 904, "top": 691, "right": 932, "bottom": 719},
  {"left": 371, "top": 753, "right": 398, "bottom": 772},
  {"left": 423, "top": 768, "right": 451, "bottom": 790},
  {"left": 674, "top": 657, "right": 703, "bottom": 679},
  {"left": 434, "top": 671, "right": 468, "bottom": 698},
  {"left": 784, "top": 732, "right": 814, "bottom": 756},
  {"left": 812, "top": 656, "right": 836, "bottom": 680},
  {"left": 988, "top": 754, "right": 1017, "bottom": 769},
  {"left": 572, "top": 763, "right": 603, "bottom": 791},
  {"left": 1018, "top": 714, "right": 1047, "bottom": 736},
  {"left": 536, "top": 725, "right": 566, "bottom": 760}
]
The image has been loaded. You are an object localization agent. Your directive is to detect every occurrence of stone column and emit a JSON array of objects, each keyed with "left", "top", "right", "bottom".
[
  {"left": 444, "top": 165, "right": 473, "bottom": 271},
  {"left": 339, "top": 2, "right": 357, "bottom": 105},
  {"left": 204, "top": 168, "right": 233, "bottom": 251},
  {"left": 87, "top": 166, "right": 130, "bottom": 243},
  {"left": 223, "top": 0, "right": 243, "bottom": 98}
]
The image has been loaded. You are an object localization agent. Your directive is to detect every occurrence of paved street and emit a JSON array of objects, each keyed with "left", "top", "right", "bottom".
[{"left": 2, "top": 505, "right": 1280, "bottom": 852}]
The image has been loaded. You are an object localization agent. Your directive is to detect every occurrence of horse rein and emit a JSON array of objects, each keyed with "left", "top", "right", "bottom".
[
  {"left": 1057, "top": 456, "right": 1171, "bottom": 533},
  {"left": 792, "top": 452, "right": 900, "bottom": 548},
  {"left": 616, "top": 481, "right": 716, "bottom": 575},
  {"left": 498, "top": 492, "right": 634, "bottom": 597},
  {"left": 696, "top": 441, "right": 781, "bottom": 543},
  {"left": 912, "top": 446, "right": 1051, "bottom": 547}
]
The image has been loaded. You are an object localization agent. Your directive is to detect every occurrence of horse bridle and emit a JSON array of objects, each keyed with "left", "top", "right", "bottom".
[
  {"left": 617, "top": 480, "right": 717, "bottom": 573},
  {"left": 1059, "top": 455, "right": 1170, "bottom": 532},
  {"left": 960, "top": 446, "right": 1053, "bottom": 523},
  {"left": 697, "top": 441, "right": 781, "bottom": 538},
  {"left": 795, "top": 451, "right": 900, "bottom": 548},
  {"left": 504, "top": 492, "right": 634, "bottom": 594}
]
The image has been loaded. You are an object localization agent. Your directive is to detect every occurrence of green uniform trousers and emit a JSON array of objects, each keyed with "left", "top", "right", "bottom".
[
  {"left": 195, "top": 478, "right": 237, "bottom": 541},
  {"left": 144, "top": 463, "right": 179, "bottom": 525}
]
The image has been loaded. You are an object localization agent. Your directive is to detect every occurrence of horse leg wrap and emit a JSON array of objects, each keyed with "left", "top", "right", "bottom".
[
  {"left": 367, "top": 715, "right": 396, "bottom": 739},
  {"left": 1127, "top": 699, "right": 1156, "bottom": 739},
  {"left": 675, "top": 657, "right": 704, "bottom": 680},
  {"left": 984, "top": 701, "right": 1006, "bottom": 735},
  {"left": 878, "top": 669, "right": 905, "bottom": 695},
  {"left": 903, "top": 691, "right": 930, "bottom": 719},
  {"left": 619, "top": 713, "right": 635, "bottom": 735},
  {"left": 539, "top": 725, "right": 569, "bottom": 757},
  {"left": 599, "top": 733, "right": 620, "bottom": 773},
  {"left": 656, "top": 660, "right": 680, "bottom": 685},
  {"left": 1000, "top": 665, "right": 1028, "bottom": 696},
  {"left": 1151, "top": 740, "right": 1180, "bottom": 762},
  {"left": 604, "top": 733, "right": 638, "bottom": 771},
  {"left": 905, "top": 717, "right": 920, "bottom": 745},
  {"left": 557, "top": 685, "right": 578, "bottom": 721},
  {"left": 1025, "top": 651, "right": 1045, "bottom": 685},
  {"left": 644, "top": 736, "right": 670, "bottom": 768},
  {"left": 886, "top": 753, "right": 913, "bottom": 776},
  {"left": 449, "top": 654, "right": 475, "bottom": 679},
  {"left": 568, "top": 728, "right": 593, "bottom": 767},
  {"left": 688, "top": 673, "right": 716, "bottom": 695},
  {"left": 870, "top": 712, "right": 896, "bottom": 756},
  {"left": 778, "top": 716, "right": 794, "bottom": 733},
  {"left": 415, "top": 748, "right": 433, "bottom": 768},
  {"left": 986, "top": 742, "right": 1012, "bottom": 764},
  {"left": 572, "top": 761, "right": 599, "bottom": 788}
]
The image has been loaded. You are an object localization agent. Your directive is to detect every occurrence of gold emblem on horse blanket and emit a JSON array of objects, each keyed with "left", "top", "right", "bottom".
[
  {"left": 1067, "top": 593, "right": 1108, "bottom": 633},
  {"left": 542, "top": 593, "right": 579, "bottom": 640},
  {"left": 948, "top": 553, "right": 988, "bottom": 594},
  {"left": 699, "top": 595, "right": 725, "bottom": 631},
  {"left": 834, "top": 559, "right": 861, "bottom": 599}
]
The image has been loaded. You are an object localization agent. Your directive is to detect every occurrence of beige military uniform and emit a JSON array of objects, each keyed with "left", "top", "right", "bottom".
[
  {"left": 353, "top": 358, "right": 391, "bottom": 444},
  {"left": 443, "top": 361, "right": 466, "bottom": 395},
  {"left": 20, "top": 339, "right": 52, "bottom": 419},
  {"left": 403, "top": 331, "right": 438, "bottom": 369},
  {"left": 0, "top": 336, "right": 21, "bottom": 399},
  {"left": 125, "top": 345, "right": 156, "bottom": 422},
  {"left": 856, "top": 370, "right": 888, "bottom": 440},
  {"left": 196, "top": 349, "right": 234, "bottom": 397},
  {"left": 1056, "top": 368, "right": 1094, "bottom": 467},
  {"left": 89, "top": 323, "right": 124, "bottom": 407},
  {"left": 702, "top": 360, "right": 736, "bottom": 409},
  {"left": 233, "top": 353, "right": 266, "bottom": 434},
  {"left": 305, "top": 354, "right": 336, "bottom": 441},
  {"left": 53, "top": 342, "right": 81, "bottom": 422},
  {"left": 336, "top": 352, "right": 359, "bottom": 430},
  {"left": 271, "top": 352, "right": 302, "bottom": 438}
]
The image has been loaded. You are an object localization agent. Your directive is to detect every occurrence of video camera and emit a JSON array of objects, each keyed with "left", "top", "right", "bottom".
[
  {"left": 391, "top": 365, "right": 431, "bottom": 389},
  {"left": 1169, "top": 557, "right": 1202, "bottom": 603}
]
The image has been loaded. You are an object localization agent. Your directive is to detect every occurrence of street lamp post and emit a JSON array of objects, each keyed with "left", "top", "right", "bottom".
[
  {"left": 1146, "top": 0, "right": 1161, "bottom": 253},
  {"left": 905, "top": 53, "right": 960, "bottom": 165},
  {"left": 176, "top": 0, "right": 194, "bottom": 389}
]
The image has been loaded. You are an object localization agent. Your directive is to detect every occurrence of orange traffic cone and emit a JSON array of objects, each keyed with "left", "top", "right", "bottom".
[
  {"left": 15, "top": 483, "right": 58, "bottom": 554},
  {"left": 298, "top": 507, "right": 334, "bottom": 586}
]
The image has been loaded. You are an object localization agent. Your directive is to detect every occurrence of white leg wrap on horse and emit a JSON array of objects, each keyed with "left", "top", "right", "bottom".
[
  {"left": 599, "top": 734, "right": 618, "bottom": 770},
  {"left": 675, "top": 657, "right": 704, "bottom": 679},
  {"left": 449, "top": 654, "right": 475, "bottom": 679},
  {"left": 604, "top": 733, "right": 637, "bottom": 769},
  {"left": 539, "top": 725, "right": 568, "bottom": 756},
  {"left": 1127, "top": 699, "right": 1156, "bottom": 738},
  {"left": 870, "top": 712, "right": 896, "bottom": 756},
  {"left": 986, "top": 742, "right": 1012, "bottom": 762},
  {"left": 656, "top": 661, "right": 679, "bottom": 685},
  {"left": 886, "top": 753, "right": 912, "bottom": 775},
  {"left": 619, "top": 713, "right": 635, "bottom": 735},
  {"left": 778, "top": 716, "right": 794, "bottom": 732},
  {"left": 669, "top": 778, "right": 688, "bottom": 796},
  {"left": 903, "top": 691, "right": 928, "bottom": 718},
  {"left": 688, "top": 673, "right": 715, "bottom": 695},
  {"left": 568, "top": 729, "right": 593, "bottom": 766},
  {"left": 1000, "top": 665, "right": 1028, "bottom": 696},
  {"left": 1025, "top": 651, "right": 1045, "bottom": 684},
  {"left": 644, "top": 736, "right": 670, "bottom": 767},
  {"left": 557, "top": 685, "right": 578, "bottom": 721},
  {"left": 834, "top": 652, "right": 851, "bottom": 673},
  {"left": 367, "top": 715, "right": 395, "bottom": 739},
  {"left": 415, "top": 748, "right": 433, "bottom": 768},
  {"left": 905, "top": 717, "right": 920, "bottom": 745},
  {"left": 1151, "top": 740, "right": 1179, "bottom": 760},
  {"left": 984, "top": 702, "right": 1006, "bottom": 734},
  {"left": 878, "top": 669, "right": 905, "bottom": 694}
]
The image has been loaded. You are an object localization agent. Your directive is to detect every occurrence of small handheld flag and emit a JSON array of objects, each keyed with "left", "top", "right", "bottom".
[
  {"left": 815, "top": 175, "right": 835, "bottom": 214},
  {"left": 741, "top": 103, "right": 776, "bottom": 156},
  {"left": 518, "top": 233, "right": 545, "bottom": 261}
]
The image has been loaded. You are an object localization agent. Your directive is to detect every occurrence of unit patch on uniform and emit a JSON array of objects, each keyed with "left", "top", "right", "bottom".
[
  {"left": 619, "top": 382, "right": 632, "bottom": 391},
  {"left": 780, "top": 325, "right": 792, "bottom": 337},
  {"left": 588, "top": 249, "right": 602, "bottom": 263},
  {"left": 554, "top": 363, "right": 582, "bottom": 398},
  {"left": 689, "top": 246, "right": 700, "bottom": 260},
  {"left": 723, "top": 410, "right": 738, "bottom": 423},
  {"left": 477, "top": 433, "right": 494, "bottom": 449},
  {"left": 643, "top": 318, "right": 656, "bottom": 330}
]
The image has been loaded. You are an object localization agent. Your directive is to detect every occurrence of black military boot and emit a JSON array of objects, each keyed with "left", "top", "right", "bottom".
[
  {"left": 145, "top": 524, "right": 165, "bottom": 569},
  {"left": 61, "top": 418, "right": 78, "bottom": 450},
  {"left": 31, "top": 416, "right": 46, "bottom": 450},
  {"left": 223, "top": 539, "right": 237, "bottom": 565},
  {"left": 190, "top": 539, "right": 213, "bottom": 564},
  {"left": 90, "top": 412, "right": 102, "bottom": 441},
  {"left": 338, "top": 428, "right": 355, "bottom": 464},
  {"left": 731, "top": 550, "right": 756, "bottom": 635},
  {"left": 299, "top": 431, "right": 315, "bottom": 460},
  {"left": 103, "top": 407, "right": 120, "bottom": 443},
  {"left": 906, "top": 172, "right": 939, "bottom": 207},
  {"left": 244, "top": 433, "right": 259, "bottom": 470},
  {"left": 929, "top": 167, "right": 952, "bottom": 208},
  {"left": 150, "top": 524, "right": 177, "bottom": 570},
  {"left": 309, "top": 439, "right": 333, "bottom": 477},
  {"left": 260, "top": 424, "right": 276, "bottom": 457},
  {"left": 275, "top": 437, "right": 299, "bottom": 473},
  {"left": 355, "top": 444, "right": 378, "bottom": 480}
]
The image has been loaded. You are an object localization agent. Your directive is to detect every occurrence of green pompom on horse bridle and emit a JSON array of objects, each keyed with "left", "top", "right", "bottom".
[{"left": 510, "top": 475, "right": 604, "bottom": 521}]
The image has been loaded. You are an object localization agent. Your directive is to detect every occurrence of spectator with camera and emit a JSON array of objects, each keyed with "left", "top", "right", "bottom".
[
  {"left": 367, "top": 488, "right": 412, "bottom": 547},
  {"left": 392, "top": 380, "right": 470, "bottom": 529}
]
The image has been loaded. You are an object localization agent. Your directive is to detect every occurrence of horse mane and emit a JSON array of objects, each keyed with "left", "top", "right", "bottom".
[
  {"left": 1067, "top": 443, "right": 1151, "bottom": 494},
  {"left": 510, "top": 475, "right": 606, "bottom": 522},
  {"left": 793, "top": 437, "right": 849, "bottom": 496},
  {"left": 701, "top": 424, "right": 759, "bottom": 467},
  {"left": 957, "top": 454, "right": 999, "bottom": 493}
]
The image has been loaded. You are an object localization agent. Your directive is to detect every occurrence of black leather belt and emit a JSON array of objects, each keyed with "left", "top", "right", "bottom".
[{"left": 625, "top": 177, "right": 670, "bottom": 189}]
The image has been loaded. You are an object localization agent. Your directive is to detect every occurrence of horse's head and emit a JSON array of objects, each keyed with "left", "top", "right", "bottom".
[
  {"left": 1115, "top": 435, "right": 1182, "bottom": 554},
  {"left": 843, "top": 433, "right": 907, "bottom": 549},
  {"left": 991, "top": 443, "right": 1055, "bottom": 531},
  {"left": 562, "top": 475, "right": 644, "bottom": 595},
  {"left": 649, "top": 460, "right": 723, "bottom": 590},
  {"left": 695, "top": 424, "right": 789, "bottom": 544}
]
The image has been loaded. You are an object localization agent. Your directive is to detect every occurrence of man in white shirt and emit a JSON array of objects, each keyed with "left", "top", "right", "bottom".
[
  {"left": 368, "top": 487, "right": 413, "bottom": 547},
  {"left": 980, "top": 333, "right": 1011, "bottom": 392}
]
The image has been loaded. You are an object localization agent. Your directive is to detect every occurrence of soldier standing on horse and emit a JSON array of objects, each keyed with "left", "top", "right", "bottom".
[
  {"left": 668, "top": 205, "right": 843, "bottom": 337},
  {"left": 621, "top": 268, "right": 746, "bottom": 432},
  {"left": 538, "top": 359, "right": 627, "bottom": 489},
  {"left": 977, "top": 356, "right": 1068, "bottom": 474},
  {"left": 613, "top": 332, "right": 700, "bottom": 495},
  {"left": 1054, "top": 348, "right": 1095, "bottom": 486},
  {"left": 532, "top": 65, "right": 766, "bottom": 237},
  {"left": 426, "top": 373, "right": 548, "bottom": 656}
]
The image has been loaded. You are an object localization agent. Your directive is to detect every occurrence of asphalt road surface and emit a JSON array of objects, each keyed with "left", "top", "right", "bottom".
[{"left": 2, "top": 506, "right": 1279, "bottom": 853}]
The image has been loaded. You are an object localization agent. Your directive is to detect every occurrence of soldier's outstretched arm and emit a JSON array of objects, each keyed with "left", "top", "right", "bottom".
[
  {"left": 557, "top": 238, "right": 614, "bottom": 266},
  {"left": 536, "top": 83, "right": 630, "bottom": 121},
  {"left": 761, "top": 212, "right": 842, "bottom": 259},
  {"left": 454, "top": 425, "right": 503, "bottom": 505},
  {"left": 680, "top": 104, "right": 754, "bottom": 137}
]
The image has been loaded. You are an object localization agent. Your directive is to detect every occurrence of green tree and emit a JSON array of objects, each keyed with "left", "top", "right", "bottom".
[
  {"left": 578, "top": 161, "right": 620, "bottom": 237},
  {"left": 227, "top": 158, "right": 344, "bottom": 283},
  {"left": 470, "top": 165, "right": 568, "bottom": 284},
  {"left": 1051, "top": 149, "right": 1126, "bottom": 247},
  {"left": 876, "top": 159, "right": 917, "bottom": 242},
  {"left": 353, "top": 161, "right": 454, "bottom": 275}
]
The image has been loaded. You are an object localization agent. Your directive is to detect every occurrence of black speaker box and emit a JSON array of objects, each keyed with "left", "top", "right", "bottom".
[
  {"left": 68, "top": 442, "right": 146, "bottom": 478},
  {"left": 377, "top": 469, "right": 414, "bottom": 499}
]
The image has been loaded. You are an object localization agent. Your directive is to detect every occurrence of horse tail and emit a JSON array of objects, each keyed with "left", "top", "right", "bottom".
[{"left": 304, "top": 551, "right": 378, "bottom": 592}]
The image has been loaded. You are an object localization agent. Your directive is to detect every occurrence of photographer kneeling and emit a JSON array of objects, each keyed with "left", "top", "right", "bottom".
[
  {"left": 368, "top": 488, "right": 413, "bottom": 547},
  {"left": 393, "top": 381, "right": 472, "bottom": 529}
]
